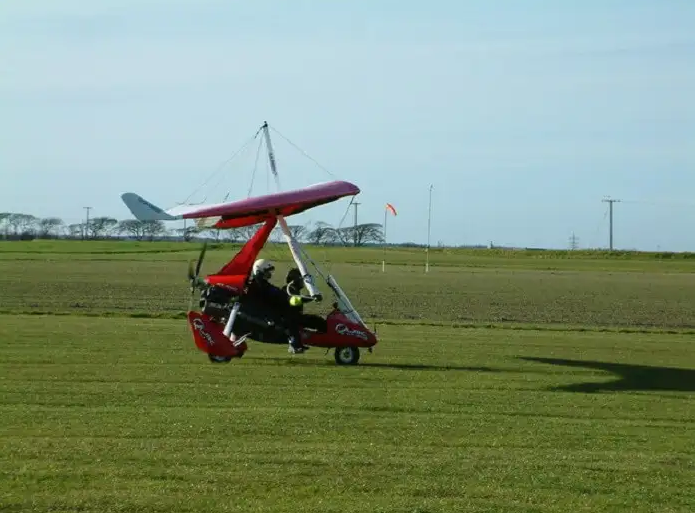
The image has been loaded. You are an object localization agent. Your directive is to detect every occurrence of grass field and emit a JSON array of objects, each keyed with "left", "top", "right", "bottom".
[{"left": 1, "top": 241, "right": 694, "bottom": 512}]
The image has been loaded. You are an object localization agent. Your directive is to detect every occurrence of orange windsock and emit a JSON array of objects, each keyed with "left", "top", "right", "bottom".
[{"left": 386, "top": 203, "right": 397, "bottom": 216}]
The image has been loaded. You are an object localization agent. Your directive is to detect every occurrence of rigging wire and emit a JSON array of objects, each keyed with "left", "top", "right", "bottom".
[
  {"left": 263, "top": 123, "right": 356, "bottom": 273},
  {"left": 310, "top": 196, "right": 357, "bottom": 275},
  {"left": 265, "top": 139, "right": 271, "bottom": 195},
  {"left": 181, "top": 129, "right": 262, "bottom": 205},
  {"left": 206, "top": 137, "right": 258, "bottom": 204},
  {"left": 209, "top": 160, "right": 237, "bottom": 204},
  {"left": 180, "top": 121, "right": 355, "bottom": 290},
  {"left": 246, "top": 136, "right": 264, "bottom": 198},
  {"left": 336, "top": 196, "right": 355, "bottom": 231},
  {"left": 268, "top": 124, "right": 340, "bottom": 180}
]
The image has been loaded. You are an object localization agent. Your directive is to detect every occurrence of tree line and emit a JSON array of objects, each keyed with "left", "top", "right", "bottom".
[{"left": 0, "top": 212, "right": 387, "bottom": 246}]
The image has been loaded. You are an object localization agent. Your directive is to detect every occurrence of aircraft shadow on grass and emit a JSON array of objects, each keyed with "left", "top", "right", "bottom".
[
  {"left": 250, "top": 357, "right": 500, "bottom": 373},
  {"left": 519, "top": 356, "right": 695, "bottom": 394},
  {"left": 355, "top": 362, "right": 499, "bottom": 372}
]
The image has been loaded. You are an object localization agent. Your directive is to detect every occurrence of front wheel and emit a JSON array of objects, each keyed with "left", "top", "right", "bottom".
[
  {"left": 208, "top": 354, "right": 233, "bottom": 363},
  {"left": 334, "top": 346, "right": 360, "bottom": 365}
]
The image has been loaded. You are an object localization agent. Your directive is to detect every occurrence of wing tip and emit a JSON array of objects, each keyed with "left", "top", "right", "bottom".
[{"left": 121, "top": 192, "right": 177, "bottom": 221}]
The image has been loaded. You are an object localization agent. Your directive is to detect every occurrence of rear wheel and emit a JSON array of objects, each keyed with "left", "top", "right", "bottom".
[
  {"left": 334, "top": 346, "right": 360, "bottom": 365},
  {"left": 208, "top": 354, "right": 233, "bottom": 363}
]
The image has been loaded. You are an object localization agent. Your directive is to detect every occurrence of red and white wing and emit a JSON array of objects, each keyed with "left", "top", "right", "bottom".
[{"left": 121, "top": 180, "right": 359, "bottom": 229}]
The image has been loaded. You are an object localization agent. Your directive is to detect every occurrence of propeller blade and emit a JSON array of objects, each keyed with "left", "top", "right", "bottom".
[
  {"left": 187, "top": 242, "right": 208, "bottom": 294},
  {"left": 195, "top": 242, "right": 207, "bottom": 277}
]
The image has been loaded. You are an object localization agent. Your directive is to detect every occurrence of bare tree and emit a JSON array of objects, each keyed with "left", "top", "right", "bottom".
[
  {"left": 119, "top": 220, "right": 147, "bottom": 240},
  {"left": 270, "top": 225, "right": 284, "bottom": 243},
  {"left": 334, "top": 226, "right": 350, "bottom": 245},
  {"left": 337, "top": 223, "right": 384, "bottom": 247},
  {"left": 224, "top": 228, "right": 244, "bottom": 243},
  {"left": 68, "top": 223, "right": 83, "bottom": 238},
  {"left": 0, "top": 213, "right": 10, "bottom": 238},
  {"left": 237, "top": 224, "right": 262, "bottom": 240},
  {"left": 87, "top": 216, "right": 118, "bottom": 238},
  {"left": 38, "top": 217, "right": 64, "bottom": 238},
  {"left": 118, "top": 219, "right": 167, "bottom": 241},
  {"left": 176, "top": 226, "right": 199, "bottom": 242},
  {"left": 307, "top": 221, "right": 337, "bottom": 245},
  {"left": 142, "top": 220, "right": 166, "bottom": 240},
  {"left": 288, "top": 224, "right": 307, "bottom": 242},
  {"left": 200, "top": 228, "right": 221, "bottom": 241},
  {"left": 4, "top": 213, "right": 37, "bottom": 237}
]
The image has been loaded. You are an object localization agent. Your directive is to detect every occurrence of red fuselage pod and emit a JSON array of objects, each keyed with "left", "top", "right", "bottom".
[
  {"left": 187, "top": 311, "right": 248, "bottom": 358},
  {"left": 302, "top": 311, "right": 378, "bottom": 349}
]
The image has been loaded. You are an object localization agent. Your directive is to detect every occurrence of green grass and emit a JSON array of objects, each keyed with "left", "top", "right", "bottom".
[
  {"left": 3, "top": 252, "right": 695, "bottom": 329},
  {"left": 6, "top": 239, "right": 695, "bottom": 259},
  {"left": 5, "top": 239, "right": 695, "bottom": 272},
  {"left": 1, "top": 241, "right": 694, "bottom": 511},
  {"left": 1, "top": 315, "right": 694, "bottom": 512}
]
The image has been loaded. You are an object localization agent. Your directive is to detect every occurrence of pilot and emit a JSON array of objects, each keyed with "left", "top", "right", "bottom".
[{"left": 247, "top": 259, "right": 308, "bottom": 353}]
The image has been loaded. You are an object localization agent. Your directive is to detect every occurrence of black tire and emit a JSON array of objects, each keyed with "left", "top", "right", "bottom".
[
  {"left": 208, "top": 354, "right": 233, "bottom": 363},
  {"left": 334, "top": 346, "right": 360, "bottom": 365}
]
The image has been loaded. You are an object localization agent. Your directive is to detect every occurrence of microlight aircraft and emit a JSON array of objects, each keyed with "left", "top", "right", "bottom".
[{"left": 120, "top": 122, "right": 378, "bottom": 365}]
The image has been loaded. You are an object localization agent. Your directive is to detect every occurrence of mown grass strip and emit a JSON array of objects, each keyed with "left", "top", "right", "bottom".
[{"left": 4, "top": 309, "right": 695, "bottom": 336}]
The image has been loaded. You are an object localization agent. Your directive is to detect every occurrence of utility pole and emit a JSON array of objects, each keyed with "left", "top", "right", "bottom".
[
  {"left": 602, "top": 198, "right": 620, "bottom": 250},
  {"left": 352, "top": 202, "right": 360, "bottom": 247},
  {"left": 83, "top": 206, "right": 92, "bottom": 240}
]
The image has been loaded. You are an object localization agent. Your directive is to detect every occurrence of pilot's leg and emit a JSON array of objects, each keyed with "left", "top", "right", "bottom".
[
  {"left": 302, "top": 314, "right": 327, "bottom": 333},
  {"left": 285, "top": 314, "right": 309, "bottom": 353}
]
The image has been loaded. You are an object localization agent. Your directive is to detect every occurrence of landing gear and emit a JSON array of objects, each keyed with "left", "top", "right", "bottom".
[
  {"left": 334, "top": 346, "right": 360, "bottom": 365},
  {"left": 208, "top": 354, "right": 233, "bottom": 363}
]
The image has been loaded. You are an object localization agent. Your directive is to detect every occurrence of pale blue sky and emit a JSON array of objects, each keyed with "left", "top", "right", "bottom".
[{"left": 1, "top": 0, "right": 694, "bottom": 250}]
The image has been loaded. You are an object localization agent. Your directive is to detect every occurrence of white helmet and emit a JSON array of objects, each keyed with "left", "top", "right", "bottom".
[{"left": 252, "top": 259, "right": 275, "bottom": 279}]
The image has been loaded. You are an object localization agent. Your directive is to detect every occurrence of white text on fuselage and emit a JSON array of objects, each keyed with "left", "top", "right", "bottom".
[
  {"left": 335, "top": 323, "right": 368, "bottom": 340},
  {"left": 193, "top": 318, "right": 215, "bottom": 346}
]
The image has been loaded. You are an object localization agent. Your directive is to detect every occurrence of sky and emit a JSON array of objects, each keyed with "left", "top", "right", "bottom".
[{"left": 1, "top": 0, "right": 694, "bottom": 250}]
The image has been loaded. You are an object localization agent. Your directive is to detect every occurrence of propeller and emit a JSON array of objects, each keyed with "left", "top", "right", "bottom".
[{"left": 187, "top": 242, "right": 208, "bottom": 293}]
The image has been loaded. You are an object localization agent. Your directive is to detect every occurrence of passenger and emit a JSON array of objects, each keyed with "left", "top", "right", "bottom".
[{"left": 282, "top": 267, "right": 328, "bottom": 337}]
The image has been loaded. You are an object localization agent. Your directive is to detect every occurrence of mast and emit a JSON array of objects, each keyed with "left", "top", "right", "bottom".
[
  {"left": 261, "top": 121, "right": 281, "bottom": 191},
  {"left": 259, "top": 121, "right": 367, "bottom": 327},
  {"left": 260, "top": 121, "right": 321, "bottom": 298}
]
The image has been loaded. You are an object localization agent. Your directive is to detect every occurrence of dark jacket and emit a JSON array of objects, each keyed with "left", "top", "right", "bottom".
[{"left": 246, "top": 276, "right": 288, "bottom": 311}]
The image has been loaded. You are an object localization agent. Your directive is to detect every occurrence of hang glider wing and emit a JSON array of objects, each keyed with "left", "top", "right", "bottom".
[{"left": 121, "top": 180, "right": 359, "bottom": 229}]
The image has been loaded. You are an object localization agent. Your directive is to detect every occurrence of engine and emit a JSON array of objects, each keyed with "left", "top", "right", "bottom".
[{"left": 199, "top": 285, "right": 237, "bottom": 321}]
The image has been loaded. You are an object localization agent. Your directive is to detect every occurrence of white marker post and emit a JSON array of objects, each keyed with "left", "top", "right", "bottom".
[
  {"left": 426, "top": 185, "right": 433, "bottom": 273},
  {"left": 382, "top": 203, "right": 396, "bottom": 272},
  {"left": 382, "top": 207, "right": 387, "bottom": 273}
]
